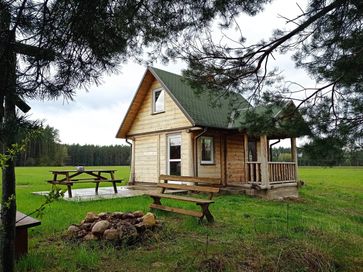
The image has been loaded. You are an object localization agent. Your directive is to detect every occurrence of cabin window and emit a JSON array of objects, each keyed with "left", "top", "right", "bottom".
[
  {"left": 152, "top": 88, "right": 164, "bottom": 113},
  {"left": 168, "top": 134, "right": 181, "bottom": 175},
  {"left": 201, "top": 136, "right": 214, "bottom": 164}
]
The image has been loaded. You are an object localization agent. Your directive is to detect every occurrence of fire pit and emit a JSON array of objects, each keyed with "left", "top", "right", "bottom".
[{"left": 66, "top": 211, "right": 162, "bottom": 245}]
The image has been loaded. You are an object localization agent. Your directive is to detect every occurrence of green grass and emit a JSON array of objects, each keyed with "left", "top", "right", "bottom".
[{"left": 1, "top": 166, "right": 362, "bottom": 271}]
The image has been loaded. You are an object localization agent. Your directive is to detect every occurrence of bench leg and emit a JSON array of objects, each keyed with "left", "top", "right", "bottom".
[
  {"left": 199, "top": 204, "right": 214, "bottom": 223},
  {"left": 151, "top": 196, "right": 161, "bottom": 205},
  {"left": 95, "top": 182, "right": 99, "bottom": 195},
  {"left": 67, "top": 184, "right": 72, "bottom": 198},
  {"left": 112, "top": 181, "right": 118, "bottom": 194}
]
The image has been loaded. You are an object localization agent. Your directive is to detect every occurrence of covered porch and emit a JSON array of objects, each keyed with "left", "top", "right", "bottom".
[{"left": 243, "top": 135, "right": 299, "bottom": 189}]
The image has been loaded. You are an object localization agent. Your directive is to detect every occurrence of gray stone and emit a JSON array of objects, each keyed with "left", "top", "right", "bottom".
[
  {"left": 118, "top": 223, "right": 138, "bottom": 242},
  {"left": 67, "top": 225, "right": 80, "bottom": 237},
  {"left": 80, "top": 222, "right": 93, "bottom": 231},
  {"left": 92, "top": 220, "right": 110, "bottom": 235},
  {"left": 98, "top": 212, "right": 108, "bottom": 220},
  {"left": 103, "top": 229, "right": 120, "bottom": 240},
  {"left": 84, "top": 212, "right": 98, "bottom": 223},
  {"left": 83, "top": 233, "right": 98, "bottom": 241}
]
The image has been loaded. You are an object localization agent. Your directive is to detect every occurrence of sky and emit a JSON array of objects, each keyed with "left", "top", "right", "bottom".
[{"left": 27, "top": 0, "right": 313, "bottom": 147}]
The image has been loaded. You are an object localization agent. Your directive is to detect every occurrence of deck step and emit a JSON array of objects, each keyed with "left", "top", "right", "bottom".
[{"left": 150, "top": 204, "right": 203, "bottom": 218}]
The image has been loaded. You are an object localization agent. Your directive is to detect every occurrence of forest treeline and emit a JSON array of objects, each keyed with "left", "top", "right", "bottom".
[{"left": 15, "top": 125, "right": 130, "bottom": 166}]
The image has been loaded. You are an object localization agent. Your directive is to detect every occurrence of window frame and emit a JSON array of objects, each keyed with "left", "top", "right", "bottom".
[
  {"left": 167, "top": 134, "right": 182, "bottom": 176},
  {"left": 200, "top": 136, "right": 214, "bottom": 165},
  {"left": 152, "top": 88, "right": 165, "bottom": 114}
]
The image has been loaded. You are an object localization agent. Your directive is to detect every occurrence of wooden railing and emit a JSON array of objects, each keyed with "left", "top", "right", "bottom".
[
  {"left": 247, "top": 161, "right": 297, "bottom": 184},
  {"left": 268, "top": 162, "right": 296, "bottom": 183},
  {"left": 246, "top": 162, "right": 261, "bottom": 183}
]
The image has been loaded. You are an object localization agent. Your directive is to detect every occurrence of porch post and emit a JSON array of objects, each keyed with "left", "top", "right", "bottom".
[
  {"left": 243, "top": 134, "right": 249, "bottom": 182},
  {"left": 260, "top": 135, "right": 270, "bottom": 188},
  {"left": 291, "top": 137, "right": 298, "bottom": 181}
]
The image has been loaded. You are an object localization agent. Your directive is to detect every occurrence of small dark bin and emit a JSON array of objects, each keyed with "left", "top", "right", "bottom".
[
  {"left": 0, "top": 210, "right": 41, "bottom": 259},
  {"left": 15, "top": 211, "right": 41, "bottom": 259}
]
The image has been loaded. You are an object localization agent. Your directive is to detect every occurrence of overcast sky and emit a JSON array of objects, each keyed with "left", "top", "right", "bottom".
[{"left": 28, "top": 0, "right": 312, "bottom": 146}]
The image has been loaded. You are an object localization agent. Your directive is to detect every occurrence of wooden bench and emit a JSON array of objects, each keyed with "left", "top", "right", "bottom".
[
  {"left": 146, "top": 175, "right": 221, "bottom": 223},
  {"left": 47, "top": 179, "right": 123, "bottom": 198}
]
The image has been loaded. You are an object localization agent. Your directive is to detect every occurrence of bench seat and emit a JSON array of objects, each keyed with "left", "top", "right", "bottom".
[
  {"left": 147, "top": 175, "right": 220, "bottom": 223},
  {"left": 147, "top": 193, "right": 214, "bottom": 204},
  {"left": 47, "top": 179, "right": 123, "bottom": 184},
  {"left": 47, "top": 179, "right": 123, "bottom": 198}
]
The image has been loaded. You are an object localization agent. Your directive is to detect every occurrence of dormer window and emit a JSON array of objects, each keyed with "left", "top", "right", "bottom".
[{"left": 152, "top": 88, "right": 164, "bottom": 113}]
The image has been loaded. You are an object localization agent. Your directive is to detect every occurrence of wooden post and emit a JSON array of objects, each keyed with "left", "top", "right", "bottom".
[
  {"left": 260, "top": 135, "right": 269, "bottom": 188},
  {"left": 291, "top": 137, "right": 298, "bottom": 181},
  {"left": 243, "top": 134, "right": 249, "bottom": 182}
]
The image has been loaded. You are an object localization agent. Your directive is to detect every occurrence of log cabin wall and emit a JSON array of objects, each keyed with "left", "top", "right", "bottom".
[
  {"left": 196, "top": 131, "right": 223, "bottom": 179},
  {"left": 133, "top": 130, "right": 194, "bottom": 183},
  {"left": 226, "top": 134, "right": 246, "bottom": 184},
  {"left": 133, "top": 134, "right": 158, "bottom": 183}
]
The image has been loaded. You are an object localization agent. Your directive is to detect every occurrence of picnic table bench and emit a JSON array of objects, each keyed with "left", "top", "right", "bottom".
[
  {"left": 47, "top": 169, "right": 122, "bottom": 198},
  {"left": 146, "top": 175, "right": 221, "bottom": 223}
]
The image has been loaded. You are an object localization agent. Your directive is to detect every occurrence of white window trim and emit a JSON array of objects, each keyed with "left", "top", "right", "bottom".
[
  {"left": 201, "top": 136, "right": 214, "bottom": 164},
  {"left": 152, "top": 88, "right": 165, "bottom": 114},
  {"left": 167, "top": 134, "right": 182, "bottom": 176}
]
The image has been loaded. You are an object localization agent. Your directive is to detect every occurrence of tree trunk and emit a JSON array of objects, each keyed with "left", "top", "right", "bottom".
[{"left": 0, "top": 8, "right": 17, "bottom": 271}]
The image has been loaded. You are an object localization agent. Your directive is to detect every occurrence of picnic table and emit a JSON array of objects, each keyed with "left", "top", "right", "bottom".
[{"left": 47, "top": 169, "right": 122, "bottom": 198}]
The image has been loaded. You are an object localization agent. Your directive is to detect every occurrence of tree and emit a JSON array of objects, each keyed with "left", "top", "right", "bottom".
[
  {"left": 0, "top": 1, "right": 272, "bottom": 270},
  {"left": 178, "top": 0, "right": 363, "bottom": 144},
  {"left": 301, "top": 136, "right": 346, "bottom": 166}
]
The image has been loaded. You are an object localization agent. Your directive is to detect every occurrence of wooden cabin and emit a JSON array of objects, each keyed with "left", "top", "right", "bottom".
[{"left": 116, "top": 67, "right": 309, "bottom": 199}]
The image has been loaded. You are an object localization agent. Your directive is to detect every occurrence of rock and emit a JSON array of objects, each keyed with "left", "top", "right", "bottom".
[
  {"left": 67, "top": 225, "right": 80, "bottom": 237},
  {"left": 111, "top": 212, "right": 124, "bottom": 219},
  {"left": 118, "top": 222, "right": 138, "bottom": 243},
  {"left": 83, "top": 233, "right": 98, "bottom": 241},
  {"left": 80, "top": 222, "right": 93, "bottom": 231},
  {"left": 103, "top": 229, "right": 120, "bottom": 240},
  {"left": 133, "top": 211, "right": 144, "bottom": 218},
  {"left": 142, "top": 212, "right": 156, "bottom": 227},
  {"left": 135, "top": 222, "right": 146, "bottom": 232},
  {"left": 85, "top": 212, "right": 98, "bottom": 223},
  {"left": 98, "top": 212, "right": 108, "bottom": 220},
  {"left": 122, "top": 213, "right": 135, "bottom": 219},
  {"left": 92, "top": 220, "right": 110, "bottom": 235}
]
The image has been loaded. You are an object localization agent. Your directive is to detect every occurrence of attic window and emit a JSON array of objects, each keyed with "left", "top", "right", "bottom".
[
  {"left": 201, "top": 136, "right": 214, "bottom": 164},
  {"left": 152, "top": 88, "right": 164, "bottom": 113}
]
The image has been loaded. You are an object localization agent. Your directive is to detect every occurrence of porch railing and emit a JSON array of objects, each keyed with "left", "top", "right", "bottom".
[
  {"left": 246, "top": 162, "right": 261, "bottom": 183},
  {"left": 268, "top": 162, "right": 296, "bottom": 183},
  {"left": 246, "top": 161, "right": 297, "bottom": 184}
]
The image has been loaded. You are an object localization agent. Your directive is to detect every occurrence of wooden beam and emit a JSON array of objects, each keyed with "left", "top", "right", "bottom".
[
  {"left": 260, "top": 135, "right": 270, "bottom": 188},
  {"left": 291, "top": 137, "right": 298, "bottom": 181}
]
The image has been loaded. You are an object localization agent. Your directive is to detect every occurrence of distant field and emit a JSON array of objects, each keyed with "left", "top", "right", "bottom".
[{"left": 1, "top": 166, "right": 362, "bottom": 271}]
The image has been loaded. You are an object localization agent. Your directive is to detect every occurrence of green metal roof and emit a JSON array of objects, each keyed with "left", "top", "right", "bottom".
[{"left": 149, "top": 67, "right": 250, "bottom": 129}]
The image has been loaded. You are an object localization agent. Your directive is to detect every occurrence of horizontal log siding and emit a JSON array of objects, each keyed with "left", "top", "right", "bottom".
[
  {"left": 197, "top": 132, "right": 221, "bottom": 178},
  {"left": 128, "top": 80, "right": 192, "bottom": 135},
  {"left": 226, "top": 134, "right": 246, "bottom": 183}
]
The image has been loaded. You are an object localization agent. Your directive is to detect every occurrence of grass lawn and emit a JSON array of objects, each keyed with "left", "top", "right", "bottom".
[{"left": 1, "top": 166, "right": 362, "bottom": 271}]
